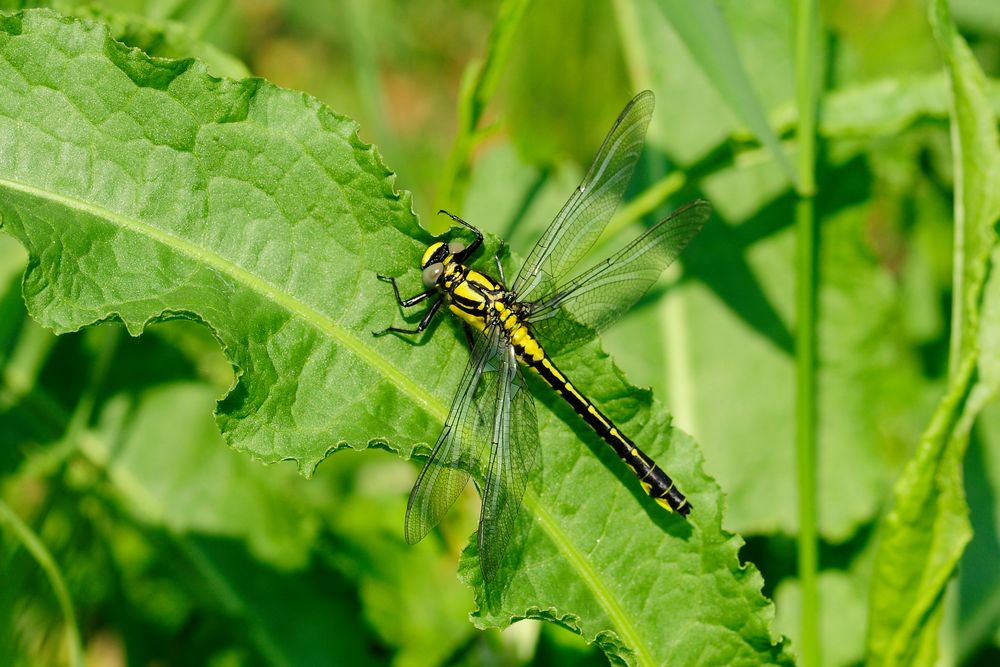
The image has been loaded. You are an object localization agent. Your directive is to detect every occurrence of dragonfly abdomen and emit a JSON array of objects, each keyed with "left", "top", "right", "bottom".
[{"left": 517, "top": 339, "right": 691, "bottom": 517}]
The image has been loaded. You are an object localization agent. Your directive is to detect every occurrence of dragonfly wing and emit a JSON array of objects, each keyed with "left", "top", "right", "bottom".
[
  {"left": 405, "top": 325, "right": 505, "bottom": 545},
  {"left": 526, "top": 199, "right": 711, "bottom": 352},
  {"left": 511, "top": 91, "right": 655, "bottom": 303},
  {"left": 478, "top": 344, "right": 540, "bottom": 581}
]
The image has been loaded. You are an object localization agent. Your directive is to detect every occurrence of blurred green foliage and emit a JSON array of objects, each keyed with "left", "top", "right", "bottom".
[{"left": 0, "top": 1, "right": 999, "bottom": 666}]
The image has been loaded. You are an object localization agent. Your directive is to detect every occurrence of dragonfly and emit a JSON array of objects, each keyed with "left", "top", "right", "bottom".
[{"left": 374, "top": 90, "right": 711, "bottom": 580}]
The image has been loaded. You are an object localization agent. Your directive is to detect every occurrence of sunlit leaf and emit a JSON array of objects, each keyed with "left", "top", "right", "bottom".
[{"left": 0, "top": 10, "right": 791, "bottom": 665}]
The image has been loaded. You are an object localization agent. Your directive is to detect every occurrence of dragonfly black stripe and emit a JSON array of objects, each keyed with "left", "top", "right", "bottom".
[
  {"left": 527, "top": 354, "right": 690, "bottom": 515},
  {"left": 374, "top": 90, "right": 710, "bottom": 580}
]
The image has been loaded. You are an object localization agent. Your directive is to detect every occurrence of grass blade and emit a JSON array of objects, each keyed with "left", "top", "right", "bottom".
[
  {"left": 653, "top": 0, "right": 796, "bottom": 185},
  {"left": 0, "top": 499, "right": 84, "bottom": 667},
  {"left": 436, "top": 0, "right": 531, "bottom": 213}
]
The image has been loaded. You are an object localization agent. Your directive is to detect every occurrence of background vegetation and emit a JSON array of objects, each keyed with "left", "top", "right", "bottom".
[{"left": 1, "top": 1, "right": 999, "bottom": 666}]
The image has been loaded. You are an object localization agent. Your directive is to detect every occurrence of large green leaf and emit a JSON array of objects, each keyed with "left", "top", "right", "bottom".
[
  {"left": 865, "top": 1, "right": 1000, "bottom": 665},
  {"left": 0, "top": 10, "right": 791, "bottom": 665},
  {"left": 0, "top": 8, "right": 436, "bottom": 473}
]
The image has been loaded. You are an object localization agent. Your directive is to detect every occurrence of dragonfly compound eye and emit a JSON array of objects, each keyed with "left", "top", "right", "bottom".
[
  {"left": 447, "top": 241, "right": 466, "bottom": 256},
  {"left": 422, "top": 262, "right": 444, "bottom": 287}
]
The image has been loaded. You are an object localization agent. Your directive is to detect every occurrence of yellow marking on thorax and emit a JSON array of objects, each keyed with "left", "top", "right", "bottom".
[
  {"left": 451, "top": 280, "right": 482, "bottom": 304},
  {"left": 446, "top": 266, "right": 502, "bottom": 333},
  {"left": 464, "top": 268, "right": 501, "bottom": 291}
]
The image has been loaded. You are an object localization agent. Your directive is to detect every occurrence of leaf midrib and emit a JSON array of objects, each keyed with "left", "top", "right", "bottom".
[
  {"left": 524, "top": 489, "right": 653, "bottom": 667},
  {"left": 0, "top": 174, "right": 445, "bottom": 423},
  {"left": 1, "top": 174, "right": 653, "bottom": 663}
]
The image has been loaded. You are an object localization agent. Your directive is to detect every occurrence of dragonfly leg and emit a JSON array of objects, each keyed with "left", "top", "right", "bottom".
[
  {"left": 377, "top": 274, "right": 435, "bottom": 307},
  {"left": 493, "top": 241, "right": 506, "bottom": 283},
  {"left": 438, "top": 210, "right": 483, "bottom": 260},
  {"left": 373, "top": 297, "right": 443, "bottom": 337},
  {"left": 461, "top": 322, "right": 477, "bottom": 350}
]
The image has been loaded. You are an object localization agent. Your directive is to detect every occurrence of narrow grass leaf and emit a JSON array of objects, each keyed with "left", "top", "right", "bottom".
[
  {"left": 652, "top": 0, "right": 795, "bottom": 184},
  {"left": 436, "top": 0, "right": 530, "bottom": 213}
]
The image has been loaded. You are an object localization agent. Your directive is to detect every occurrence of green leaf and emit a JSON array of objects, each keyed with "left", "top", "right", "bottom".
[
  {"left": 0, "top": 10, "right": 791, "bottom": 665},
  {"left": 6, "top": 0, "right": 250, "bottom": 78},
  {"left": 770, "top": 73, "right": 1000, "bottom": 141},
  {"left": 63, "top": 2, "right": 250, "bottom": 79},
  {"left": 865, "top": 1, "right": 1000, "bottom": 664},
  {"left": 90, "top": 382, "right": 318, "bottom": 568}
]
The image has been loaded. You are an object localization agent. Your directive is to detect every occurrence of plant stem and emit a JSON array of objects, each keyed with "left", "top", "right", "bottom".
[
  {"left": 795, "top": 195, "right": 819, "bottom": 667},
  {"left": 343, "top": 0, "right": 396, "bottom": 158},
  {"left": 436, "top": 0, "right": 531, "bottom": 213},
  {"left": 592, "top": 171, "right": 687, "bottom": 255},
  {"left": 0, "top": 499, "right": 84, "bottom": 667},
  {"left": 795, "top": 1, "right": 820, "bottom": 666}
]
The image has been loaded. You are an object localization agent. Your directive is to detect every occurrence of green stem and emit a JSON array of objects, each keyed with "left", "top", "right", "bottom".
[
  {"left": 795, "top": 195, "right": 819, "bottom": 667},
  {"left": 595, "top": 171, "right": 687, "bottom": 253},
  {"left": 436, "top": 0, "right": 532, "bottom": 213},
  {"left": 342, "top": 0, "right": 396, "bottom": 159},
  {"left": 23, "top": 325, "right": 121, "bottom": 477},
  {"left": 795, "top": 1, "right": 820, "bottom": 666},
  {"left": 0, "top": 499, "right": 84, "bottom": 667}
]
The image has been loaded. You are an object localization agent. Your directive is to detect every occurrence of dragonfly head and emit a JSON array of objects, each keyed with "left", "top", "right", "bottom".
[{"left": 420, "top": 240, "right": 466, "bottom": 287}]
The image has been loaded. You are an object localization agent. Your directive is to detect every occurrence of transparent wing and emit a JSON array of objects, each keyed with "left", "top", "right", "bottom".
[
  {"left": 511, "top": 91, "right": 655, "bottom": 302},
  {"left": 404, "top": 325, "right": 504, "bottom": 545},
  {"left": 478, "top": 344, "right": 540, "bottom": 581},
  {"left": 525, "top": 200, "right": 711, "bottom": 352}
]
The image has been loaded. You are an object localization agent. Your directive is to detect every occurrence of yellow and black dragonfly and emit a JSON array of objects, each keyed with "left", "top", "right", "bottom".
[{"left": 375, "top": 90, "right": 710, "bottom": 580}]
